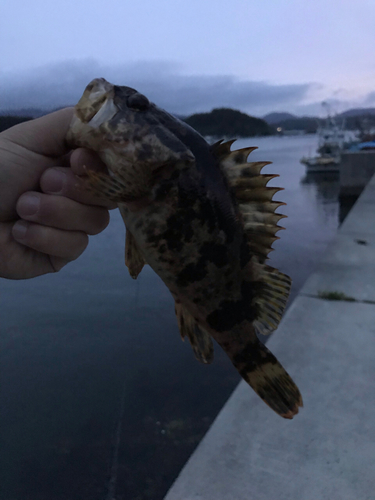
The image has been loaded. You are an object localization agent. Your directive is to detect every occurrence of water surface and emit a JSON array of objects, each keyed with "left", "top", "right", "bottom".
[{"left": 0, "top": 135, "right": 347, "bottom": 499}]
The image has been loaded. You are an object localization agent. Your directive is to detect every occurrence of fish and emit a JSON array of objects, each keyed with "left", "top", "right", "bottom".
[{"left": 66, "top": 78, "right": 303, "bottom": 419}]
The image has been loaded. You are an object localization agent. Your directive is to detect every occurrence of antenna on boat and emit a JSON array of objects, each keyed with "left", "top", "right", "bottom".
[{"left": 322, "top": 101, "right": 331, "bottom": 118}]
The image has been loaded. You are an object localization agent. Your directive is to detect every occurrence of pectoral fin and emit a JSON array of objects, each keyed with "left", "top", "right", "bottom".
[
  {"left": 125, "top": 228, "right": 146, "bottom": 279},
  {"left": 82, "top": 167, "right": 147, "bottom": 202},
  {"left": 175, "top": 302, "right": 214, "bottom": 364}
]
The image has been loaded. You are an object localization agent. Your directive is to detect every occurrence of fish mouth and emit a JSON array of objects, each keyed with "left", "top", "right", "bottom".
[
  {"left": 86, "top": 97, "right": 118, "bottom": 127},
  {"left": 75, "top": 78, "right": 118, "bottom": 125}
]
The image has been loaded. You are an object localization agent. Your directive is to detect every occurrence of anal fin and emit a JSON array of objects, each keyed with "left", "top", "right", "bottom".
[
  {"left": 125, "top": 228, "right": 146, "bottom": 279},
  {"left": 175, "top": 302, "right": 214, "bottom": 364}
]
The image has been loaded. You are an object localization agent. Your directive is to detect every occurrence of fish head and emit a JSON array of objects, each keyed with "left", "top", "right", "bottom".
[{"left": 67, "top": 78, "right": 195, "bottom": 177}]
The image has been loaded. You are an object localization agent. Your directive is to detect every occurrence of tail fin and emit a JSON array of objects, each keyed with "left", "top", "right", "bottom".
[{"left": 230, "top": 338, "right": 302, "bottom": 419}]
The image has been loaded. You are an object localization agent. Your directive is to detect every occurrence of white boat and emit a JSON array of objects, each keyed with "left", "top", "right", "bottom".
[
  {"left": 300, "top": 154, "right": 340, "bottom": 173},
  {"left": 301, "top": 104, "right": 347, "bottom": 173}
]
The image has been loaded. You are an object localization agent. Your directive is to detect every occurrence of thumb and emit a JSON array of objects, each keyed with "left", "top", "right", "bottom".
[{"left": 2, "top": 107, "right": 74, "bottom": 157}]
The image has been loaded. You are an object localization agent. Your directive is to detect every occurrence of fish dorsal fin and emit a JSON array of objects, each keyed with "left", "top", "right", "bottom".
[
  {"left": 175, "top": 302, "right": 214, "bottom": 364},
  {"left": 211, "top": 140, "right": 286, "bottom": 263},
  {"left": 211, "top": 140, "right": 291, "bottom": 334}
]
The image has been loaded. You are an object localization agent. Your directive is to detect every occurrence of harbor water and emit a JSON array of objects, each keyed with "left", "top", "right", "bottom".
[{"left": 0, "top": 134, "right": 352, "bottom": 500}]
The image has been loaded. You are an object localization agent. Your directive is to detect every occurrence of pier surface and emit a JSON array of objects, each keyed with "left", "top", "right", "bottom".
[{"left": 165, "top": 175, "right": 375, "bottom": 500}]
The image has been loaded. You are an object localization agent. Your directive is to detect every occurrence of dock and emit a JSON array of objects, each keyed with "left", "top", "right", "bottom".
[{"left": 165, "top": 174, "right": 375, "bottom": 500}]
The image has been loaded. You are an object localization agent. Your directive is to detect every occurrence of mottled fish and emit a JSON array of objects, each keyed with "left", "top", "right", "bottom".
[{"left": 66, "top": 78, "right": 303, "bottom": 419}]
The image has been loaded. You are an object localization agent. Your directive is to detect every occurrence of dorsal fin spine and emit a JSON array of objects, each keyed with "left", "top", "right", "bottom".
[
  {"left": 235, "top": 187, "right": 284, "bottom": 202},
  {"left": 210, "top": 139, "right": 237, "bottom": 158},
  {"left": 232, "top": 174, "right": 279, "bottom": 189},
  {"left": 243, "top": 222, "right": 284, "bottom": 237}
]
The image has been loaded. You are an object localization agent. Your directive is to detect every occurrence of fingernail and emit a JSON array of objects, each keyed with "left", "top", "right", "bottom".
[
  {"left": 12, "top": 220, "right": 29, "bottom": 241},
  {"left": 18, "top": 194, "right": 40, "bottom": 217},
  {"left": 43, "top": 169, "right": 65, "bottom": 193}
]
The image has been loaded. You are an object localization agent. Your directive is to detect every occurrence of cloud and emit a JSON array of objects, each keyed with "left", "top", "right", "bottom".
[
  {"left": 2, "top": 59, "right": 373, "bottom": 118},
  {"left": 363, "top": 91, "right": 375, "bottom": 106},
  {"left": 0, "top": 59, "right": 314, "bottom": 117}
]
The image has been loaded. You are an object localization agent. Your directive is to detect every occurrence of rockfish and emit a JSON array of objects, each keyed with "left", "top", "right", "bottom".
[{"left": 66, "top": 78, "right": 303, "bottom": 419}]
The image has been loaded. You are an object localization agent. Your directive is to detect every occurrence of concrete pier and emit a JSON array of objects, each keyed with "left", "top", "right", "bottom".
[
  {"left": 164, "top": 175, "right": 375, "bottom": 500},
  {"left": 340, "top": 150, "right": 375, "bottom": 197}
]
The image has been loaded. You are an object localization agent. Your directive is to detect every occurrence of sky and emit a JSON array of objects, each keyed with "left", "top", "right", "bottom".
[{"left": 1, "top": 0, "right": 374, "bottom": 117}]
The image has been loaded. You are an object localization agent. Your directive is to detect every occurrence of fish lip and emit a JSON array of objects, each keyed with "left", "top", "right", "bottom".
[{"left": 75, "top": 78, "right": 117, "bottom": 124}]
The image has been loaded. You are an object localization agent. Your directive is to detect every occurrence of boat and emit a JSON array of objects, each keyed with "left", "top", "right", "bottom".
[
  {"left": 300, "top": 104, "right": 347, "bottom": 173},
  {"left": 300, "top": 154, "right": 341, "bottom": 172}
]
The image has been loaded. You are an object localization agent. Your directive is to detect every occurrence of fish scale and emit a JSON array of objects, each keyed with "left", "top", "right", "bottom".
[{"left": 66, "top": 78, "right": 303, "bottom": 419}]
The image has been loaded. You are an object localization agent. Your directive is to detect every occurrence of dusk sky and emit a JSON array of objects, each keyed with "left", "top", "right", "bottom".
[{"left": 1, "top": 0, "right": 374, "bottom": 117}]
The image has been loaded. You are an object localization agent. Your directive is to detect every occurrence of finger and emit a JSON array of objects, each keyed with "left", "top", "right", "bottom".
[
  {"left": 16, "top": 191, "right": 110, "bottom": 235},
  {"left": 40, "top": 167, "right": 117, "bottom": 209},
  {"left": 12, "top": 220, "right": 88, "bottom": 261},
  {"left": 70, "top": 148, "right": 108, "bottom": 176},
  {"left": 2, "top": 108, "right": 74, "bottom": 157},
  {"left": 0, "top": 221, "right": 69, "bottom": 278}
]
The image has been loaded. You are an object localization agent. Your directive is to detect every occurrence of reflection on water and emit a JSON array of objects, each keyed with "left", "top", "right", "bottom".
[
  {"left": 0, "top": 134, "right": 355, "bottom": 500},
  {"left": 301, "top": 171, "right": 340, "bottom": 204},
  {"left": 300, "top": 171, "right": 340, "bottom": 223},
  {"left": 301, "top": 171, "right": 357, "bottom": 224}
]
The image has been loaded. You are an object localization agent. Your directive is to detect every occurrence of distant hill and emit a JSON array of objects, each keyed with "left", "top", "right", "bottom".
[
  {"left": 263, "top": 112, "right": 296, "bottom": 124},
  {"left": 2, "top": 105, "right": 375, "bottom": 136},
  {"left": 185, "top": 108, "right": 272, "bottom": 138},
  {"left": 0, "top": 107, "right": 71, "bottom": 119},
  {"left": 338, "top": 107, "right": 375, "bottom": 118},
  {"left": 0, "top": 108, "right": 48, "bottom": 118},
  {"left": 264, "top": 107, "right": 375, "bottom": 133},
  {"left": 273, "top": 116, "right": 320, "bottom": 133}
]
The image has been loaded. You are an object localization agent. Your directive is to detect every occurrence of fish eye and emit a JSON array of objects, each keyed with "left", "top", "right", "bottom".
[{"left": 127, "top": 92, "right": 150, "bottom": 111}]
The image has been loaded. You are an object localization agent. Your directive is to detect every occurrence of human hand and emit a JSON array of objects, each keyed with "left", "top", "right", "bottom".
[{"left": 0, "top": 108, "right": 115, "bottom": 279}]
